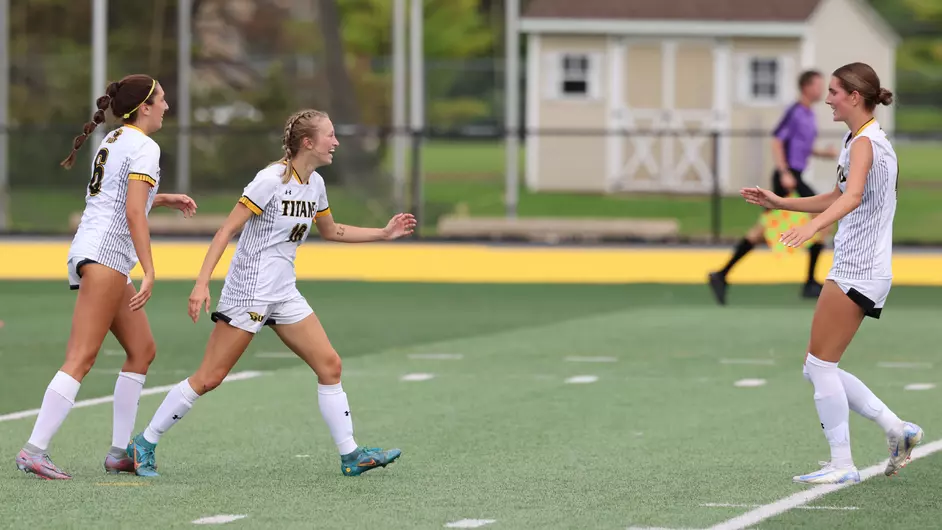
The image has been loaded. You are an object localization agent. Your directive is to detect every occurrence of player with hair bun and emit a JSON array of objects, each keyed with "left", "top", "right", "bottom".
[
  {"left": 742, "top": 62, "right": 923, "bottom": 485},
  {"left": 15, "top": 74, "right": 197, "bottom": 480},
  {"left": 128, "top": 109, "right": 415, "bottom": 477}
]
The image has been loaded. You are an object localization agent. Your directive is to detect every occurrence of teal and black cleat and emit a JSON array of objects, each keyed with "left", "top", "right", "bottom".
[
  {"left": 127, "top": 433, "right": 159, "bottom": 477},
  {"left": 340, "top": 446, "right": 401, "bottom": 476}
]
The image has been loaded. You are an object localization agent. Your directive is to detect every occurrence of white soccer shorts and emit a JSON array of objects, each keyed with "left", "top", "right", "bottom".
[
  {"left": 67, "top": 256, "right": 131, "bottom": 290},
  {"left": 212, "top": 296, "right": 314, "bottom": 334},
  {"left": 827, "top": 274, "right": 891, "bottom": 319}
]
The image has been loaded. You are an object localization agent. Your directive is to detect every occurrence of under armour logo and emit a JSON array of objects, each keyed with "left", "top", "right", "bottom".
[
  {"left": 173, "top": 415, "right": 181, "bottom": 420},
  {"left": 285, "top": 189, "right": 292, "bottom": 195},
  {"left": 344, "top": 411, "right": 350, "bottom": 416}
]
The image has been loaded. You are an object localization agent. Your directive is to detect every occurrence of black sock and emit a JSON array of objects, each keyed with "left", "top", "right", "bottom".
[
  {"left": 720, "top": 238, "right": 755, "bottom": 276},
  {"left": 807, "top": 243, "right": 823, "bottom": 284}
]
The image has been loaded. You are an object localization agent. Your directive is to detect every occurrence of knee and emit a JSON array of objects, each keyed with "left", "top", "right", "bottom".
[
  {"left": 190, "top": 370, "right": 227, "bottom": 395},
  {"left": 128, "top": 339, "right": 157, "bottom": 371},
  {"left": 316, "top": 352, "right": 343, "bottom": 385},
  {"left": 62, "top": 348, "right": 99, "bottom": 380}
]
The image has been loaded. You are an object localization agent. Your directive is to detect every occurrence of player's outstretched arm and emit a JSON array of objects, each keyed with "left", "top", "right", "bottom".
[
  {"left": 740, "top": 186, "right": 841, "bottom": 214},
  {"left": 776, "top": 188, "right": 843, "bottom": 214},
  {"left": 314, "top": 212, "right": 416, "bottom": 243},
  {"left": 187, "top": 202, "right": 253, "bottom": 322},
  {"left": 153, "top": 193, "right": 198, "bottom": 217}
]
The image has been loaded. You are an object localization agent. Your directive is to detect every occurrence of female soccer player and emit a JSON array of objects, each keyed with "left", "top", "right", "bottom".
[
  {"left": 128, "top": 109, "right": 415, "bottom": 477},
  {"left": 15, "top": 74, "right": 197, "bottom": 480},
  {"left": 741, "top": 62, "right": 923, "bottom": 485}
]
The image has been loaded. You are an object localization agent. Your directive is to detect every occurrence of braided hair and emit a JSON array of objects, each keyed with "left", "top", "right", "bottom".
[
  {"left": 279, "top": 109, "right": 329, "bottom": 184},
  {"left": 60, "top": 74, "right": 158, "bottom": 169}
]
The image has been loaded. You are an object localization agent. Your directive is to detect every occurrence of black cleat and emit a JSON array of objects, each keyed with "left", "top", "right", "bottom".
[{"left": 708, "top": 272, "right": 728, "bottom": 305}]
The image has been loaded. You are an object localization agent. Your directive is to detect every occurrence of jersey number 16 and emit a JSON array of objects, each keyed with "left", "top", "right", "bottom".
[
  {"left": 288, "top": 223, "right": 308, "bottom": 243},
  {"left": 88, "top": 148, "right": 108, "bottom": 196}
]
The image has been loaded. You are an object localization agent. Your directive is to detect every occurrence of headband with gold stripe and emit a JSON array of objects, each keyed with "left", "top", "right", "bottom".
[{"left": 123, "top": 79, "right": 156, "bottom": 119}]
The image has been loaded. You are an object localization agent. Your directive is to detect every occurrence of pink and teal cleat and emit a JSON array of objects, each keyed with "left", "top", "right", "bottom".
[
  {"left": 104, "top": 450, "right": 137, "bottom": 474},
  {"left": 15, "top": 449, "right": 72, "bottom": 480}
]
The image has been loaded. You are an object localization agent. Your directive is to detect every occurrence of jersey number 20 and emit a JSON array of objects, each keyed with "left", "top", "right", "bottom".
[
  {"left": 88, "top": 148, "right": 109, "bottom": 196},
  {"left": 288, "top": 223, "right": 308, "bottom": 243}
]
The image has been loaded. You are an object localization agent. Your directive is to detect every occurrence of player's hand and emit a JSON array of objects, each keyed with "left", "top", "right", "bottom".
[
  {"left": 188, "top": 282, "right": 212, "bottom": 323},
  {"left": 740, "top": 186, "right": 783, "bottom": 210},
  {"left": 780, "top": 223, "right": 818, "bottom": 248},
  {"left": 161, "top": 194, "right": 198, "bottom": 218},
  {"left": 382, "top": 212, "right": 417, "bottom": 240},
  {"left": 780, "top": 170, "right": 797, "bottom": 192},
  {"left": 130, "top": 273, "right": 154, "bottom": 311}
]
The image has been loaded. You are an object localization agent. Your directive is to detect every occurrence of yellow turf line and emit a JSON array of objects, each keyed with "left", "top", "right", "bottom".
[{"left": 0, "top": 242, "right": 940, "bottom": 285}]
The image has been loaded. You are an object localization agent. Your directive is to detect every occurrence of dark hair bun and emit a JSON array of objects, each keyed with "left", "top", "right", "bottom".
[{"left": 878, "top": 87, "right": 894, "bottom": 106}]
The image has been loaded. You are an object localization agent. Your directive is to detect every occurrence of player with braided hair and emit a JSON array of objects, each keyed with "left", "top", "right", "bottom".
[
  {"left": 129, "top": 109, "right": 414, "bottom": 477},
  {"left": 15, "top": 74, "right": 197, "bottom": 480}
]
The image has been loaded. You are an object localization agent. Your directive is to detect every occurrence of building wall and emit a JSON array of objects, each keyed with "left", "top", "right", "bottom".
[
  {"left": 727, "top": 38, "right": 802, "bottom": 192},
  {"left": 618, "top": 39, "right": 718, "bottom": 193},
  {"left": 533, "top": 35, "right": 609, "bottom": 192}
]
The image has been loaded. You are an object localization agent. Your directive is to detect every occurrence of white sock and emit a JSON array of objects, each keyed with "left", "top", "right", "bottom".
[
  {"left": 805, "top": 354, "right": 853, "bottom": 468},
  {"left": 26, "top": 371, "right": 81, "bottom": 452},
  {"left": 112, "top": 372, "right": 146, "bottom": 449},
  {"left": 318, "top": 383, "right": 358, "bottom": 455},
  {"left": 838, "top": 369, "right": 903, "bottom": 434},
  {"left": 143, "top": 379, "right": 199, "bottom": 444}
]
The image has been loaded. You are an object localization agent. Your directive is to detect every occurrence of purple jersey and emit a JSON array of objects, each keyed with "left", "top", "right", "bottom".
[{"left": 773, "top": 102, "right": 817, "bottom": 171}]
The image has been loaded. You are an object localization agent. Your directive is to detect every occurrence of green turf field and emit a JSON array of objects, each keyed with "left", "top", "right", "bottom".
[
  {"left": 1, "top": 280, "right": 941, "bottom": 529},
  {"left": 10, "top": 140, "right": 942, "bottom": 243}
]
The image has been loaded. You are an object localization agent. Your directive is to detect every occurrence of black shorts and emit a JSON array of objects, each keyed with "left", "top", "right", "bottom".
[{"left": 771, "top": 168, "right": 816, "bottom": 198}]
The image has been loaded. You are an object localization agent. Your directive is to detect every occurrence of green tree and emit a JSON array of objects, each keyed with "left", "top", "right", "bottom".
[{"left": 337, "top": 0, "right": 495, "bottom": 127}]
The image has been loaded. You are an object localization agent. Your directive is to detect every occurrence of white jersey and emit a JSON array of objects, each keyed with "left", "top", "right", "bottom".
[
  {"left": 219, "top": 162, "right": 330, "bottom": 306},
  {"left": 68, "top": 125, "right": 161, "bottom": 276},
  {"left": 829, "top": 119, "right": 898, "bottom": 281}
]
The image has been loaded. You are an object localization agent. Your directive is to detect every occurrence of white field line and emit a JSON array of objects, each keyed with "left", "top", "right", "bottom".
[
  {"left": 444, "top": 520, "right": 496, "bottom": 529},
  {"left": 192, "top": 515, "right": 248, "bottom": 525},
  {"left": 400, "top": 373, "right": 435, "bottom": 382},
  {"left": 629, "top": 439, "right": 942, "bottom": 530},
  {"left": 565, "top": 356, "right": 617, "bottom": 363},
  {"left": 707, "top": 438, "right": 942, "bottom": 530},
  {"left": 699, "top": 503, "right": 858, "bottom": 511},
  {"left": 904, "top": 383, "right": 935, "bottom": 391},
  {"left": 564, "top": 375, "right": 599, "bottom": 384},
  {"left": 733, "top": 379, "right": 767, "bottom": 388},
  {"left": 0, "top": 371, "right": 265, "bottom": 423}
]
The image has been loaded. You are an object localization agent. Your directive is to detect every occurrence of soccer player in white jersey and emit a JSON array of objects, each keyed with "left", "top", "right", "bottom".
[
  {"left": 128, "top": 109, "right": 415, "bottom": 477},
  {"left": 742, "top": 62, "right": 923, "bottom": 485},
  {"left": 14, "top": 74, "right": 197, "bottom": 480}
]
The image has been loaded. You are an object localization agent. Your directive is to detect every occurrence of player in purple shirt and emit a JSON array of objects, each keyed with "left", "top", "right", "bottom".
[{"left": 709, "top": 70, "right": 838, "bottom": 305}]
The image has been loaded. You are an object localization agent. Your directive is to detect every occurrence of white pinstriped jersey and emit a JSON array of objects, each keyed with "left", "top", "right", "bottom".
[
  {"left": 218, "top": 162, "right": 331, "bottom": 306},
  {"left": 830, "top": 119, "right": 898, "bottom": 281},
  {"left": 68, "top": 125, "right": 161, "bottom": 276}
]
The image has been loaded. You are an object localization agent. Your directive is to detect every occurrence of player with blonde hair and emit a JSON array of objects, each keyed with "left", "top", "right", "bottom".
[
  {"left": 742, "top": 62, "right": 923, "bottom": 485},
  {"left": 128, "top": 109, "right": 415, "bottom": 477},
  {"left": 15, "top": 74, "right": 197, "bottom": 480}
]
